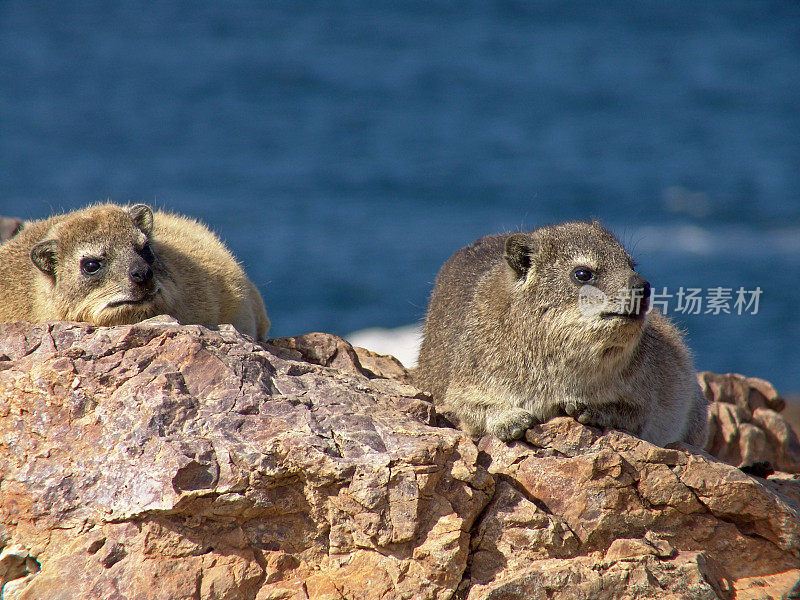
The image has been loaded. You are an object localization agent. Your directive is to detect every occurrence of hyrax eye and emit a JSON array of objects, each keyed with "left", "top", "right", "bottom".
[
  {"left": 80, "top": 258, "right": 104, "bottom": 276},
  {"left": 571, "top": 267, "right": 595, "bottom": 284},
  {"left": 140, "top": 243, "right": 156, "bottom": 265}
]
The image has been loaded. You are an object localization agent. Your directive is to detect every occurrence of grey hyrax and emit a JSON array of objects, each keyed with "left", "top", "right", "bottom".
[
  {"left": 415, "top": 221, "right": 708, "bottom": 446},
  {"left": 0, "top": 203, "right": 270, "bottom": 340}
]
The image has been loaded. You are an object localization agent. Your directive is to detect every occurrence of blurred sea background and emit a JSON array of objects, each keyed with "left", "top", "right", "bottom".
[{"left": 1, "top": 2, "right": 799, "bottom": 392}]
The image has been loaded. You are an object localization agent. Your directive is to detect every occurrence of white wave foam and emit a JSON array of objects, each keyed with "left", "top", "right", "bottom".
[
  {"left": 631, "top": 224, "right": 800, "bottom": 257},
  {"left": 346, "top": 324, "right": 422, "bottom": 368}
]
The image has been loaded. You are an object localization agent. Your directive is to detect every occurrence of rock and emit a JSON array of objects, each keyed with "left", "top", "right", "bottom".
[
  {"left": 700, "top": 371, "right": 800, "bottom": 473},
  {"left": 784, "top": 396, "right": 800, "bottom": 438},
  {"left": 351, "top": 346, "right": 411, "bottom": 382},
  {"left": 0, "top": 319, "right": 797, "bottom": 600},
  {"left": 271, "top": 332, "right": 412, "bottom": 383},
  {"left": 466, "top": 421, "right": 800, "bottom": 600}
]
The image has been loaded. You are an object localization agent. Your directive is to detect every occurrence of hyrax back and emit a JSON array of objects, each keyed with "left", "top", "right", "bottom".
[
  {"left": 415, "top": 222, "right": 708, "bottom": 447},
  {"left": 0, "top": 203, "right": 270, "bottom": 340}
]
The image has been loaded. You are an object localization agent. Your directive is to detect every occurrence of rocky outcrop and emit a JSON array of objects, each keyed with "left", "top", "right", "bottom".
[
  {"left": 471, "top": 424, "right": 800, "bottom": 599},
  {"left": 0, "top": 319, "right": 797, "bottom": 600},
  {"left": 700, "top": 371, "right": 800, "bottom": 473}
]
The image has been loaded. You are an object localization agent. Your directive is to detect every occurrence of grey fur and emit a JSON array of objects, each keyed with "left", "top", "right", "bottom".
[{"left": 414, "top": 221, "right": 708, "bottom": 446}]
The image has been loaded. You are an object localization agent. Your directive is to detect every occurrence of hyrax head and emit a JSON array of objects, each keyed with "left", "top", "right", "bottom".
[
  {"left": 30, "top": 204, "right": 161, "bottom": 325},
  {"left": 503, "top": 221, "right": 650, "bottom": 336}
]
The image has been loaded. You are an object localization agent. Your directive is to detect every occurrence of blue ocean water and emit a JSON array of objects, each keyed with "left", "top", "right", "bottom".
[{"left": 1, "top": 2, "right": 799, "bottom": 390}]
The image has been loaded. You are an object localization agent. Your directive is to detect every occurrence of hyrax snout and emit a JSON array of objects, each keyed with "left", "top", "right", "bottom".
[
  {"left": 414, "top": 221, "right": 708, "bottom": 447},
  {"left": 25, "top": 204, "right": 161, "bottom": 323}
]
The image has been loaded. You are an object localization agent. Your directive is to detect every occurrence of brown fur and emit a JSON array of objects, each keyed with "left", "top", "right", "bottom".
[
  {"left": 414, "top": 222, "right": 708, "bottom": 446},
  {"left": 0, "top": 203, "right": 270, "bottom": 340}
]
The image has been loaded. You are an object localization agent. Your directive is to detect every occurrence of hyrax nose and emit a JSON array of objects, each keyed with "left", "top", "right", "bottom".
[
  {"left": 629, "top": 274, "right": 651, "bottom": 301},
  {"left": 129, "top": 262, "right": 154, "bottom": 285},
  {"left": 628, "top": 273, "right": 651, "bottom": 314}
]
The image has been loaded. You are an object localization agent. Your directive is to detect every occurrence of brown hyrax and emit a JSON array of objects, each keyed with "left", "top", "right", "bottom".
[
  {"left": 0, "top": 203, "right": 270, "bottom": 340},
  {"left": 414, "top": 221, "right": 708, "bottom": 447}
]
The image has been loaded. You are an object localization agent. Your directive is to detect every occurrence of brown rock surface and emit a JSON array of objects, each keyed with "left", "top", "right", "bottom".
[
  {"left": 700, "top": 371, "right": 800, "bottom": 473},
  {"left": 0, "top": 319, "right": 797, "bottom": 599}
]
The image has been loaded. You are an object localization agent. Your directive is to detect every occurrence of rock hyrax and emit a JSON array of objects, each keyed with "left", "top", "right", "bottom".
[
  {"left": 415, "top": 221, "right": 708, "bottom": 446},
  {"left": 0, "top": 203, "right": 270, "bottom": 340}
]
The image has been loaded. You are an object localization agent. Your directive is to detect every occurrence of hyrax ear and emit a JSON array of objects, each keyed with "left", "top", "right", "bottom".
[
  {"left": 31, "top": 239, "right": 59, "bottom": 276},
  {"left": 128, "top": 204, "right": 154, "bottom": 235},
  {"left": 504, "top": 233, "right": 538, "bottom": 279}
]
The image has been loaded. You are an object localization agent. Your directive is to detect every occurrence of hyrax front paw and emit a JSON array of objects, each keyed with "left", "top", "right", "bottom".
[
  {"left": 486, "top": 408, "right": 537, "bottom": 442},
  {"left": 564, "top": 401, "right": 611, "bottom": 427}
]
